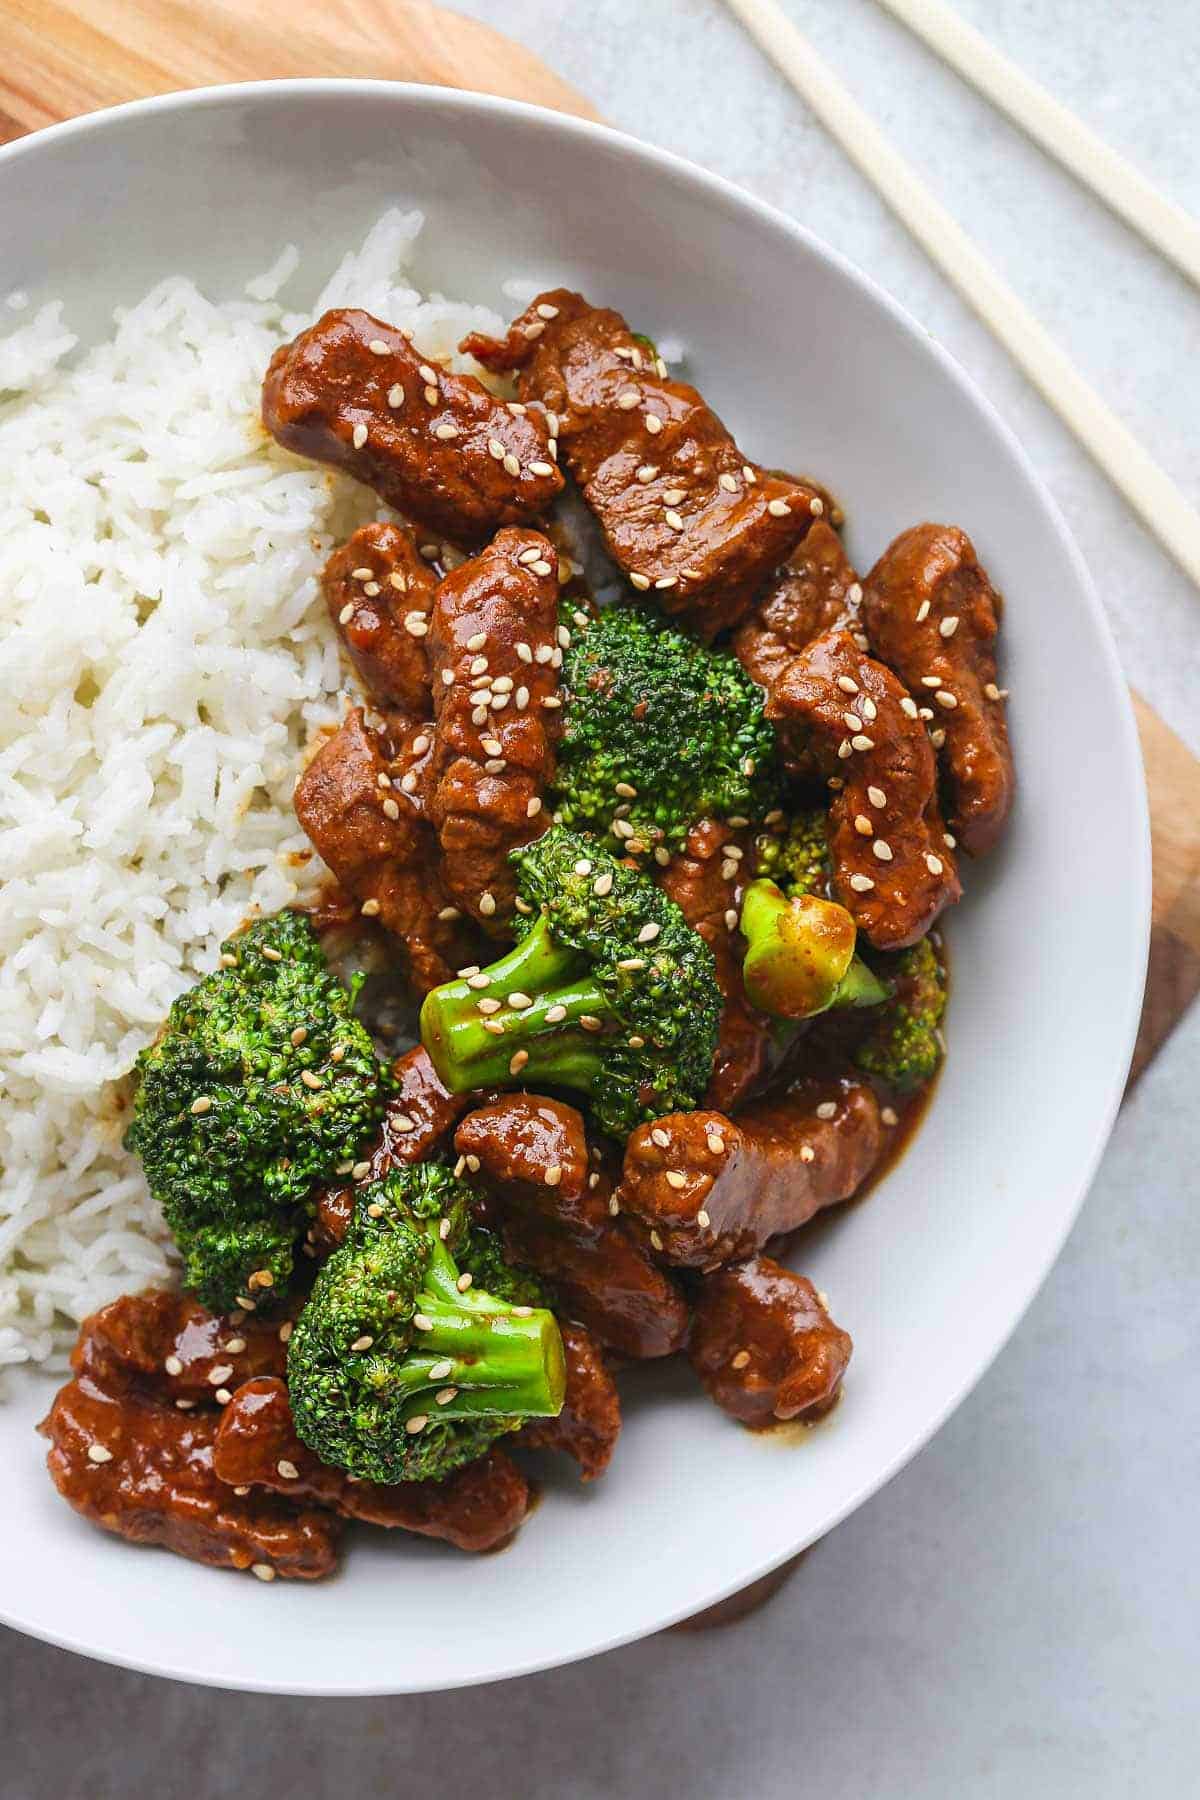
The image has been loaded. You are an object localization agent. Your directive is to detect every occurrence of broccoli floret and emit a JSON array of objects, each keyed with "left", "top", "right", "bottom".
[
  {"left": 419, "top": 825, "right": 721, "bottom": 1137},
  {"left": 853, "top": 937, "right": 947, "bottom": 1091},
  {"left": 125, "top": 911, "right": 388, "bottom": 1312},
  {"left": 287, "top": 1164, "right": 565, "bottom": 1484},
  {"left": 739, "top": 879, "right": 891, "bottom": 1021},
  {"left": 456, "top": 1227, "right": 553, "bottom": 1310},
  {"left": 552, "top": 604, "right": 779, "bottom": 856},
  {"left": 754, "top": 809, "right": 832, "bottom": 900}
]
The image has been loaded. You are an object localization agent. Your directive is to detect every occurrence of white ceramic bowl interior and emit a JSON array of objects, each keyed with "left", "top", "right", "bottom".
[{"left": 0, "top": 82, "right": 1149, "bottom": 1694}]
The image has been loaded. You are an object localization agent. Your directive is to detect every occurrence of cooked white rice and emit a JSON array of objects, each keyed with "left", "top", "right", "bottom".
[{"left": 0, "top": 210, "right": 506, "bottom": 1379}]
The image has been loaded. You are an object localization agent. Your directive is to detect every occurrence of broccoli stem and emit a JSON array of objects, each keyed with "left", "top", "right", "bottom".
[
  {"left": 420, "top": 915, "right": 615, "bottom": 1098},
  {"left": 740, "top": 879, "right": 891, "bottom": 1021},
  {"left": 394, "top": 1234, "right": 564, "bottom": 1421}
]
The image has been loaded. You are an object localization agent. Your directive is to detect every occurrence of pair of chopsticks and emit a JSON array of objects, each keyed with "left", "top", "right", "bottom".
[{"left": 724, "top": 0, "right": 1200, "bottom": 590}]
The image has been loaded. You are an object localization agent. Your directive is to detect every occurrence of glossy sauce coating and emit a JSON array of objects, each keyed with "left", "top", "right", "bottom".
[
  {"left": 657, "top": 818, "right": 774, "bottom": 1112},
  {"left": 262, "top": 307, "right": 563, "bottom": 544},
  {"left": 767, "top": 629, "right": 962, "bottom": 949},
  {"left": 863, "top": 523, "right": 1015, "bottom": 856},
  {"left": 463, "top": 290, "right": 818, "bottom": 638},
  {"left": 293, "top": 708, "right": 468, "bottom": 994},
  {"left": 213, "top": 1377, "right": 530, "bottom": 1552},
  {"left": 733, "top": 520, "right": 864, "bottom": 777},
  {"left": 427, "top": 528, "right": 562, "bottom": 928},
  {"left": 519, "top": 1321, "right": 621, "bottom": 1480},
  {"left": 322, "top": 520, "right": 438, "bottom": 715},
  {"left": 688, "top": 1256, "right": 853, "bottom": 1427},
  {"left": 39, "top": 1294, "right": 338, "bottom": 1580},
  {"left": 455, "top": 1095, "right": 690, "bottom": 1359},
  {"left": 618, "top": 1071, "right": 883, "bottom": 1269}
]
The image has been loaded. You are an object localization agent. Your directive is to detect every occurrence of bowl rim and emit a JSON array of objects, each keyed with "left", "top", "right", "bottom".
[{"left": 0, "top": 76, "right": 1151, "bottom": 1694}]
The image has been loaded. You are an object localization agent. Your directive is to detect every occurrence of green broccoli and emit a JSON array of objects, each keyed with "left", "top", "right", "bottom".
[
  {"left": 456, "top": 1226, "right": 553, "bottom": 1310},
  {"left": 552, "top": 604, "right": 779, "bottom": 857},
  {"left": 739, "top": 879, "right": 891, "bottom": 1021},
  {"left": 852, "top": 936, "right": 947, "bottom": 1091},
  {"left": 124, "top": 910, "right": 388, "bottom": 1312},
  {"left": 754, "top": 808, "right": 832, "bottom": 900},
  {"left": 419, "top": 824, "right": 721, "bottom": 1137},
  {"left": 287, "top": 1164, "right": 565, "bottom": 1484}
]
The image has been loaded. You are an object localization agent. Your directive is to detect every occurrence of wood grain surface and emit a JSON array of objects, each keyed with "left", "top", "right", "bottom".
[{"left": 1, "top": 0, "right": 1195, "bottom": 1631}]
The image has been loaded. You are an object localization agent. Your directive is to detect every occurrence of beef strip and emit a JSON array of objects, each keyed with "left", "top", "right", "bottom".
[
  {"left": 310, "top": 1046, "right": 470, "bottom": 1256},
  {"left": 617, "top": 1071, "right": 882, "bottom": 1269},
  {"left": 518, "top": 1321, "right": 621, "bottom": 1480},
  {"left": 688, "top": 1256, "right": 853, "bottom": 1427},
  {"left": 213, "top": 1378, "right": 530, "bottom": 1552},
  {"left": 766, "top": 629, "right": 962, "bottom": 949},
  {"left": 262, "top": 307, "right": 563, "bottom": 545},
  {"left": 863, "top": 523, "right": 1015, "bottom": 856},
  {"left": 293, "top": 708, "right": 469, "bottom": 994},
  {"left": 322, "top": 521, "right": 437, "bottom": 714},
  {"left": 657, "top": 819, "right": 773, "bottom": 1112},
  {"left": 733, "top": 520, "right": 865, "bottom": 777},
  {"left": 427, "top": 528, "right": 562, "bottom": 928},
  {"left": 463, "top": 291, "right": 819, "bottom": 639},
  {"left": 454, "top": 1095, "right": 690, "bottom": 1359},
  {"left": 39, "top": 1293, "right": 339, "bottom": 1579}
]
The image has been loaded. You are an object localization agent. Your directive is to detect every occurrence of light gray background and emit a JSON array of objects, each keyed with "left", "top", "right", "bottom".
[{"left": 3, "top": 2, "right": 1197, "bottom": 1794}]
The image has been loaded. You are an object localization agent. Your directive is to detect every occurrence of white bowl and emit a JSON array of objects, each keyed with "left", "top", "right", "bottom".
[{"left": 0, "top": 81, "right": 1149, "bottom": 1694}]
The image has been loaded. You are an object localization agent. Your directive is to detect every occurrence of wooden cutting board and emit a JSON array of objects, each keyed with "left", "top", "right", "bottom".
[{"left": 2, "top": 0, "right": 1197, "bottom": 1631}]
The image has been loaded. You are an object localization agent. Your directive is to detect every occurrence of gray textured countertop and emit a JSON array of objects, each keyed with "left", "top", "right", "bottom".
[{"left": 3, "top": 4, "right": 1197, "bottom": 1794}]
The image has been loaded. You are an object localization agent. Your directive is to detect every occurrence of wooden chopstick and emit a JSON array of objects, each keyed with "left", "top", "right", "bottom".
[
  {"left": 874, "top": 0, "right": 1200, "bottom": 291},
  {"left": 723, "top": 0, "right": 1200, "bottom": 590}
]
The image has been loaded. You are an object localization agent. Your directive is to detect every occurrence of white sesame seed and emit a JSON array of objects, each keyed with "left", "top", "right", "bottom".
[
  {"left": 479, "top": 892, "right": 497, "bottom": 917},
  {"left": 405, "top": 615, "right": 428, "bottom": 638},
  {"left": 854, "top": 814, "right": 872, "bottom": 835},
  {"left": 936, "top": 690, "right": 958, "bottom": 709},
  {"left": 915, "top": 599, "right": 931, "bottom": 622},
  {"left": 868, "top": 786, "right": 887, "bottom": 808},
  {"left": 849, "top": 873, "right": 875, "bottom": 892},
  {"left": 406, "top": 1415, "right": 429, "bottom": 1436},
  {"left": 882, "top": 1106, "right": 899, "bottom": 1126},
  {"left": 190, "top": 1095, "right": 213, "bottom": 1116},
  {"left": 836, "top": 675, "right": 859, "bottom": 695},
  {"left": 925, "top": 853, "right": 945, "bottom": 875},
  {"left": 503, "top": 452, "right": 521, "bottom": 477},
  {"left": 477, "top": 997, "right": 502, "bottom": 1015},
  {"left": 530, "top": 558, "right": 554, "bottom": 577},
  {"left": 224, "top": 1337, "right": 247, "bottom": 1355},
  {"left": 861, "top": 696, "right": 877, "bottom": 721},
  {"left": 873, "top": 838, "right": 894, "bottom": 862},
  {"left": 540, "top": 694, "right": 561, "bottom": 709},
  {"left": 837, "top": 740, "right": 854, "bottom": 760},
  {"left": 382, "top": 797, "right": 400, "bottom": 820},
  {"left": 650, "top": 1230, "right": 664, "bottom": 1251},
  {"left": 637, "top": 464, "right": 658, "bottom": 484},
  {"left": 523, "top": 321, "right": 545, "bottom": 339},
  {"left": 492, "top": 675, "right": 514, "bottom": 693},
  {"left": 848, "top": 582, "right": 863, "bottom": 603},
  {"left": 515, "top": 686, "right": 530, "bottom": 710},
  {"left": 617, "top": 388, "right": 640, "bottom": 410},
  {"left": 767, "top": 498, "right": 791, "bottom": 517},
  {"left": 352, "top": 423, "right": 368, "bottom": 450},
  {"left": 743, "top": 465, "right": 757, "bottom": 483},
  {"left": 471, "top": 706, "right": 488, "bottom": 726},
  {"left": 637, "top": 922, "right": 661, "bottom": 944},
  {"left": 618, "top": 957, "right": 646, "bottom": 971},
  {"left": 939, "top": 615, "right": 960, "bottom": 638},
  {"left": 338, "top": 601, "right": 355, "bottom": 625},
  {"left": 851, "top": 734, "right": 875, "bottom": 752},
  {"left": 800, "top": 1144, "right": 815, "bottom": 1163},
  {"left": 843, "top": 711, "right": 863, "bottom": 732},
  {"left": 435, "top": 422, "right": 459, "bottom": 441},
  {"left": 508, "top": 1049, "right": 528, "bottom": 1075},
  {"left": 719, "top": 472, "right": 738, "bottom": 493},
  {"left": 664, "top": 508, "right": 684, "bottom": 532},
  {"left": 277, "top": 1458, "right": 300, "bottom": 1480},
  {"left": 466, "top": 971, "right": 489, "bottom": 988},
  {"left": 731, "top": 1351, "right": 751, "bottom": 1371},
  {"left": 645, "top": 415, "right": 664, "bottom": 435},
  {"left": 530, "top": 460, "right": 555, "bottom": 477},
  {"left": 413, "top": 1315, "right": 434, "bottom": 1332},
  {"left": 810, "top": 495, "right": 825, "bottom": 516},
  {"left": 900, "top": 696, "right": 919, "bottom": 718},
  {"left": 921, "top": 676, "right": 943, "bottom": 689},
  {"left": 251, "top": 1563, "right": 276, "bottom": 1582},
  {"left": 361, "top": 898, "right": 381, "bottom": 916},
  {"left": 630, "top": 572, "right": 651, "bottom": 590},
  {"left": 208, "top": 1364, "right": 234, "bottom": 1385},
  {"left": 665, "top": 1170, "right": 687, "bottom": 1190},
  {"left": 816, "top": 1101, "right": 838, "bottom": 1119},
  {"left": 301, "top": 1069, "right": 323, "bottom": 1089},
  {"left": 86, "top": 1442, "right": 113, "bottom": 1465}
]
